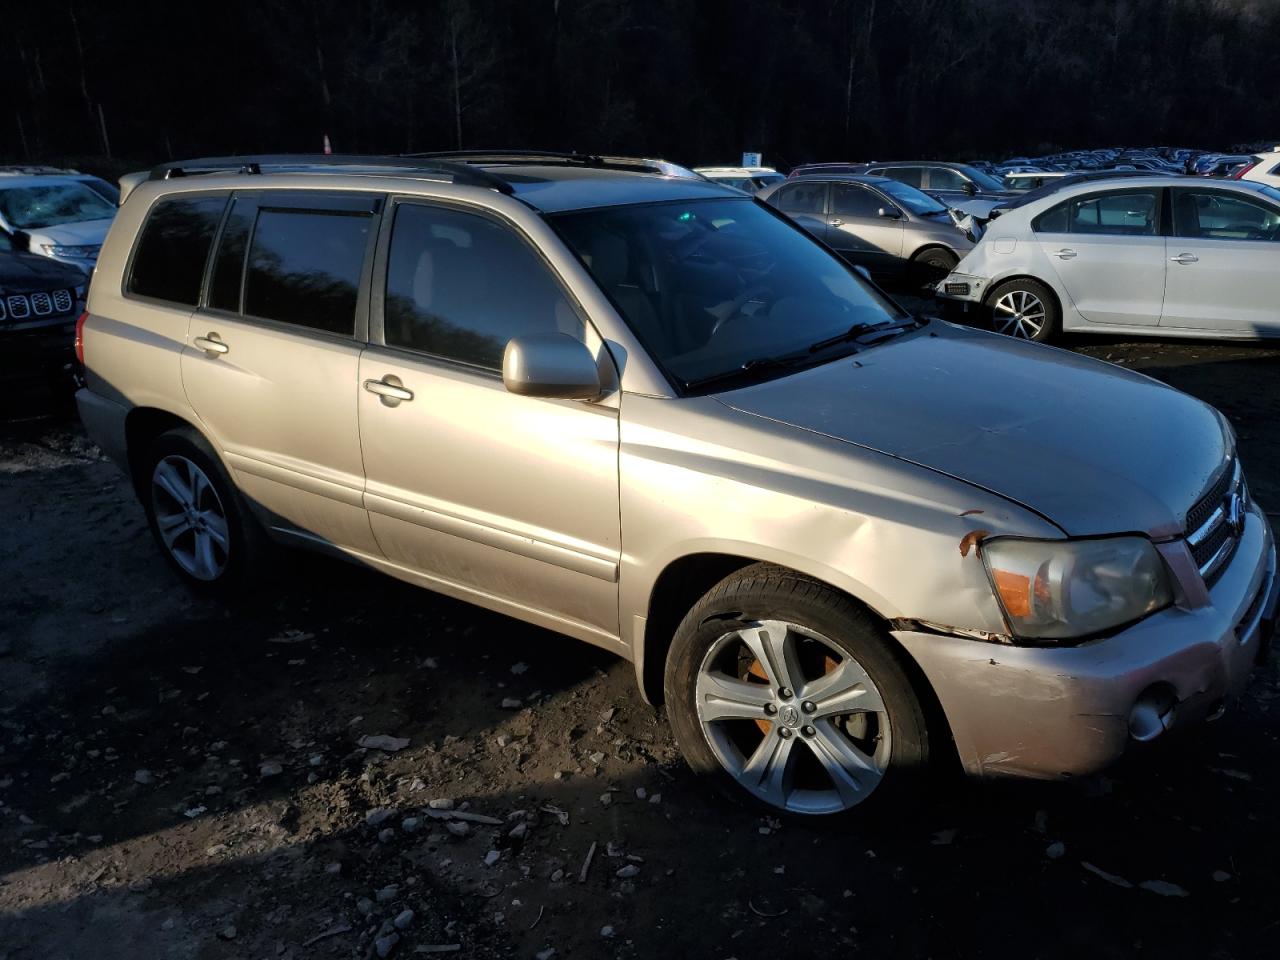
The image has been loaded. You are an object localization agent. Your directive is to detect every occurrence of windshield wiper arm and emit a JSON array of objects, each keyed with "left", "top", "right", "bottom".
[
  {"left": 682, "top": 354, "right": 808, "bottom": 393},
  {"left": 808, "top": 317, "right": 923, "bottom": 355}
]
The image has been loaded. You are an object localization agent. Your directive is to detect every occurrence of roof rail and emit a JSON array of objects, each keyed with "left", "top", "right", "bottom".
[
  {"left": 144, "top": 154, "right": 514, "bottom": 194},
  {"left": 403, "top": 150, "right": 701, "bottom": 180}
]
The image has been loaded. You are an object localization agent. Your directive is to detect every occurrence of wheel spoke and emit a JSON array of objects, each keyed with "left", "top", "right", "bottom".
[
  {"left": 804, "top": 719, "right": 881, "bottom": 804},
  {"left": 154, "top": 461, "right": 193, "bottom": 508},
  {"left": 156, "top": 511, "right": 191, "bottom": 548},
  {"left": 201, "top": 511, "right": 230, "bottom": 550},
  {"left": 698, "top": 672, "right": 775, "bottom": 722},
  {"left": 741, "top": 730, "right": 798, "bottom": 808},
  {"left": 801, "top": 659, "right": 885, "bottom": 718},
  {"left": 738, "top": 620, "right": 803, "bottom": 693},
  {"left": 993, "top": 299, "right": 1016, "bottom": 315},
  {"left": 193, "top": 531, "right": 218, "bottom": 579},
  {"left": 190, "top": 466, "right": 211, "bottom": 511}
]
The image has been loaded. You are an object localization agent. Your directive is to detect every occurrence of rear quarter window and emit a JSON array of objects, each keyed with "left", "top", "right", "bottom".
[
  {"left": 1031, "top": 201, "right": 1070, "bottom": 233},
  {"left": 127, "top": 195, "right": 227, "bottom": 306}
]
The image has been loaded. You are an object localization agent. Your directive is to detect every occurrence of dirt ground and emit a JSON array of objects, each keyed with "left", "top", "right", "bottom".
[{"left": 3, "top": 324, "right": 1280, "bottom": 960}]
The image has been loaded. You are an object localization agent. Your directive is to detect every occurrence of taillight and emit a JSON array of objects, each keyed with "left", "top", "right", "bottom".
[
  {"left": 75, "top": 310, "right": 89, "bottom": 365},
  {"left": 1232, "top": 160, "right": 1260, "bottom": 180}
]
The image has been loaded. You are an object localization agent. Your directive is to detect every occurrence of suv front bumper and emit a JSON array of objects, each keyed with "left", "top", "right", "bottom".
[{"left": 895, "top": 506, "right": 1276, "bottom": 780}]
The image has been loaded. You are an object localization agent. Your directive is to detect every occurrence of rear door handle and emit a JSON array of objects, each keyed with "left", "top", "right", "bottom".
[
  {"left": 829, "top": 218, "right": 844, "bottom": 227},
  {"left": 363, "top": 376, "right": 414, "bottom": 405},
  {"left": 193, "top": 333, "right": 229, "bottom": 355},
  {"left": 1053, "top": 248, "right": 1077, "bottom": 260},
  {"left": 1170, "top": 253, "right": 1199, "bottom": 264}
]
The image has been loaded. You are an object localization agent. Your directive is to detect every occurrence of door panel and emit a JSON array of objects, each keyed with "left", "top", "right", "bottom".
[
  {"left": 182, "top": 316, "right": 378, "bottom": 552},
  {"left": 1161, "top": 188, "right": 1280, "bottom": 333},
  {"left": 1034, "top": 189, "right": 1166, "bottom": 326},
  {"left": 826, "top": 182, "right": 905, "bottom": 273},
  {"left": 358, "top": 351, "right": 621, "bottom": 636}
]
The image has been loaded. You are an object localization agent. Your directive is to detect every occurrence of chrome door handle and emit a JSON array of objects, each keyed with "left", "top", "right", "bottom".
[
  {"left": 829, "top": 218, "right": 844, "bottom": 226},
  {"left": 1053, "top": 248, "right": 1077, "bottom": 259},
  {"left": 193, "top": 334, "right": 229, "bottom": 355},
  {"left": 1170, "top": 253, "right": 1199, "bottom": 264},
  {"left": 363, "top": 377, "right": 414, "bottom": 404}
]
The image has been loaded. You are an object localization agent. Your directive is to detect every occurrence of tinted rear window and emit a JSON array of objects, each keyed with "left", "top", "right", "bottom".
[
  {"left": 243, "top": 208, "right": 371, "bottom": 335},
  {"left": 128, "top": 195, "right": 227, "bottom": 306}
]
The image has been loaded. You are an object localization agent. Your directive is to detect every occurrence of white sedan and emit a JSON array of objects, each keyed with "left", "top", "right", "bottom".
[{"left": 936, "top": 175, "right": 1280, "bottom": 341}]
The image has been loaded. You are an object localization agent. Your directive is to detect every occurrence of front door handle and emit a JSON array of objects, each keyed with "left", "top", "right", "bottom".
[
  {"left": 193, "top": 333, "right": 229, "bottom": 355},
  {"left": 1170, "top": 253, "right": 1199, "bottom": 264},
  {"left": 363, "top": 376, "right": 414, "bottom": 405},
  {"left": 829, "top": 218, "right": 844, "bottom": 227},
  {"left": 1053, "top": 248, "right": 1077, "bottom": 260}
]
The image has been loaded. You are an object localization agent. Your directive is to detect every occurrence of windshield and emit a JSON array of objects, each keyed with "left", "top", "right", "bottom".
[
  {"left": 877, "top": 179, "right": 948, "bottom": 216},
  {"left": 958, "top": 165, "right": 1008, "bottom": 192},
  {"left": 552, "top": 198, "right": 908, "bottom": 390},
  {"left": 0, "top": 183, "right": 116, "bottom": 230}
]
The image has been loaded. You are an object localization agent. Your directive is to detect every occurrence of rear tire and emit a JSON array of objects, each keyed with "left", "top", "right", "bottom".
[
  {"left": 664, "top": 564, "right": 932, "bottom": 818},
  {"left": 909, "top": 247, "right": 959, "bottom": 289},
  {"left": 985, "top": 277, "right": 1059, "bottom": 342},
  {"left": 140, "top": 427, "right": 269, "bottom": 596}
]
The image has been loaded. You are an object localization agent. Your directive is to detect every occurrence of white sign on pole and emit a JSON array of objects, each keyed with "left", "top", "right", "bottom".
[{"left": 741, "top": 152, "right": 762, "bottom": 168}]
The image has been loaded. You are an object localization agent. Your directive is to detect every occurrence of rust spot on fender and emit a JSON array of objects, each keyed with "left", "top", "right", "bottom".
[{"left": 959, "top": 529, "right": 991, "bottom": 557}]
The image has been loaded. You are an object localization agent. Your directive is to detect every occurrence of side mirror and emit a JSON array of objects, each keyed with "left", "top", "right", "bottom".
[
  {"left": 503, "top": 333, "right": 603, "bottom": 400},
  {"left": 876, "top": 206, "right": 901, "bottom": 220}
]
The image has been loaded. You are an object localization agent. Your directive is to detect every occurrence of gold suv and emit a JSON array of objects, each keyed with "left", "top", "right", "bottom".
[{"left": 77, "top": 153, "right": 1276, "bottom": 816}]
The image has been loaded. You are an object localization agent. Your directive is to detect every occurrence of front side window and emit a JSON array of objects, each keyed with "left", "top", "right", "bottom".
[
  {"left": 243, "top": 207, "right": 372, "bottom": 335},
  {"left": 774, "top": 182, "right": 826, "bottom": 215},
  {"left": 1172, "top": 190, "right": 1280, "bottom": 241},
  {"left": 1068, "top": 190, "right": 1159, "bottom": 236},
  {"left": 553, "top": 199, "right": 907, "bottom": 389},
  {"left": 830, "top": 183, "right": 881, "bottom": 218},
  {"left": 127, "top": 195, "right": 227, "bottom": 306},
  {"left": 384, "top": 203, "right": 581, "bottom": 370},
  {"left": 0, "top": 182, "right": 116, "bottom": 230}
]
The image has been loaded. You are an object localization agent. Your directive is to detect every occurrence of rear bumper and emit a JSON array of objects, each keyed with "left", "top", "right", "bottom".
[
  {"left": 896, "top": 506, "right": 1276, "bottom": 780},
  {"left": 75, "top": 387, "right": 130, "bottom": 471}
]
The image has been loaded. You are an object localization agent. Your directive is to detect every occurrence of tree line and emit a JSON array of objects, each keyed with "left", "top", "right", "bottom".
[{"left": 6, "top": 0, "right": 1279, "bottom": 172}]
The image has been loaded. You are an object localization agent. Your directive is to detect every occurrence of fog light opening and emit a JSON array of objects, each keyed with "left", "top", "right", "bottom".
[{"left": 1129, "top": 684, "right": 1178, "bottom": 743}]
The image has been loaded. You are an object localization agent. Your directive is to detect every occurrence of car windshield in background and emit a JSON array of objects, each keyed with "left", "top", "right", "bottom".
[
  {"left": 878, "top": 179, "right": 948, "bottom": 216},
  {"left": 960, "top": 166, "right": 1009, "bottom": 192},
  {"left": 0, "top": 183, "right": 116, "bottom": 229},
  {"left": 552, "top": 199, "right": 907, "bottom": 390}
]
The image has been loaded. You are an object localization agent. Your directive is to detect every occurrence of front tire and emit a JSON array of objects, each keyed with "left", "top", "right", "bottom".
[
  {"left": 664, "top": 564, "right": 932, "bottom": 817},
  {"left": 141, "top": 427, "right": 267, "bottom": 595},
  {"left": 985, "top": 277, "right": 1059, "bottom": 342}
]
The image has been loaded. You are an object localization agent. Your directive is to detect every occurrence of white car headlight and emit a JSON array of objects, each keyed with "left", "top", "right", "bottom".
[{"left": 981, "top": 537, "right": 1173, "bottom": 641}]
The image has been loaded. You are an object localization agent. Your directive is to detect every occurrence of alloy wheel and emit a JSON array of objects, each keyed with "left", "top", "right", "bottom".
[
  {"left": 151, "top": 455, "right": 230, "bottom": 581},
  {"left": 693, "top": 619, "right": 891, "bottom": 814},
  {"left": 991, "top": 289, "right": 1046, "bottom": 339}
]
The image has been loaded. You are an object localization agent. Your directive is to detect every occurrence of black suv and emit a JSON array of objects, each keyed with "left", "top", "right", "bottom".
[{"left": 0, "top": 232, "right": 85, "bottom": 394}]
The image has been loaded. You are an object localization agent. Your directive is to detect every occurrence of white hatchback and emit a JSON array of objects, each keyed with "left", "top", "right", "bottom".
[{"left": 936, "top": 176, "right": 1280, "bottom": 341}]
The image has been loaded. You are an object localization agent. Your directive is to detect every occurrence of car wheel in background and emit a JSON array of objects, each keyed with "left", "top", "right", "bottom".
[
  {"left": 141, "top": 427, "right": 268, "bottom": 595},
  {"left": 909, "top": 247, "right": 959, "bottom": 288},
  {"left": 985, "top": 278, "right": 1059, "bottom": 342},
  {"left": 664, "top": 564, "right": 932, "bottom": 817}
]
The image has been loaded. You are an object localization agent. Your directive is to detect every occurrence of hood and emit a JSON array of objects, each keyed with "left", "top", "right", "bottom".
[
  {"left": 715, "top": 323, "right": 1230, "bottom": 537},
  {"left": 0, "top": 251, "right": 87, "bottom": 290},
  {"left": 24, "top": 217, "right": 113, "bottom": 247}
]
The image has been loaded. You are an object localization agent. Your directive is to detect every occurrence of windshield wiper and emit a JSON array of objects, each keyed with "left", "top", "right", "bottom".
[
  {"left": 682, "top": 354, "right": 811, "bottom": 393},
  {"left": 807, "top": 317, "right": 920, "bottom": 354}
]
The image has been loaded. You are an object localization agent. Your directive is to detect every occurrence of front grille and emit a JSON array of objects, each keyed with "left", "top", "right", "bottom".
[
  {"left": 1185, "top": 460, "right": 1245, "bottom": 584},
  {"left": 0, "top": 288, "right": 76, "bottom": 324}
]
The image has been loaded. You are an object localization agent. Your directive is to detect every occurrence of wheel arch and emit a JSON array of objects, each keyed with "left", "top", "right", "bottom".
[
  {"left": 908, "top": 242, "right": 961, "bottom": 263},
  {"left": 981, "top": 273, "right": 1064, "bottom": 316},
  {"left": 124, "top": 406, "right": 208, "bottom": 497}
]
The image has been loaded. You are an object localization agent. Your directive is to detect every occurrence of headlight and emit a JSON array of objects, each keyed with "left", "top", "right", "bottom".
[
  {"left": 982, "top": 537, "right": 1172, "bottom": 640},
  {"left": 40, "top": 244, "right": 101, "bottom": 259}
]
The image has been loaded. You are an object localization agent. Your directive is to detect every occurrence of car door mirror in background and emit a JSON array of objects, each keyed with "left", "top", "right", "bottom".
[
  {"left": 502, "top": 333, "right": 603, "bottom": 400},
  {"left": 877, "top": 206, "right": 902, "bottom": 220}
]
